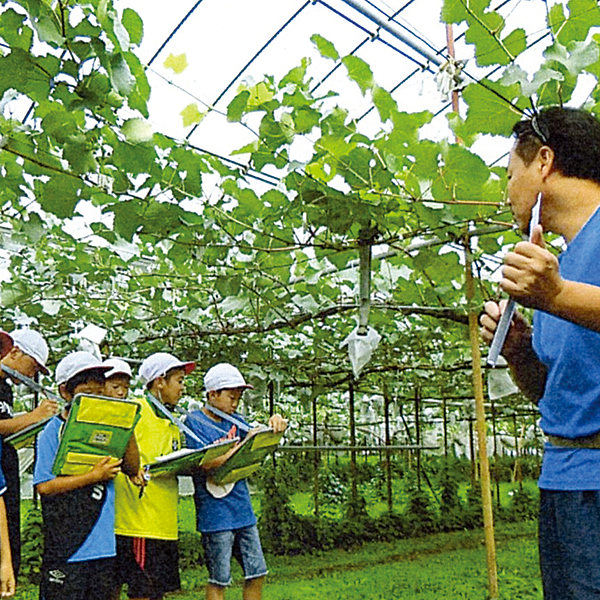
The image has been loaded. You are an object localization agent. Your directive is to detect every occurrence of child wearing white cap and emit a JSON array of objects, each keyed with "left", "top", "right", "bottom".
[
  {"left": 103, "top": 358, "right": 133, "bottom": 400},
  {"left": 113, "top": 352, "right": 195, "bottom": 600},
  {"left": 185, "top": 363, "right": 287, "bottom": 600},
  {"left": 33, "top": 351, "right": 140, "bottom": 600},
  {"left": 0, "top": 329, "right": 58, "bottom": 578}
]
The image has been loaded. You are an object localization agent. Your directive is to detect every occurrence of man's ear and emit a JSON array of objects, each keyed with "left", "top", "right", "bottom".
[
  {"left": 538, "top": 145, "right": 555, "bottom": 180},
  {"left": 59, "top": 384, "right": 72, "bottom": 402}
]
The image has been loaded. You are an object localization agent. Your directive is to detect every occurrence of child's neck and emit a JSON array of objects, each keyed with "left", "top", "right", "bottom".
[{"left": 203, "top": 405, "right": 222, "bottom": 422}]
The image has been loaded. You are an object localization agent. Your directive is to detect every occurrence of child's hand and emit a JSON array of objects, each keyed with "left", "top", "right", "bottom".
[
  {"left": 268, "top": 414, "right": 288, "bottom": 433},
  {"left": 129, "top": 468, "right": 148, "bottom": 488},
  {"left": 32, "top": 398, "right": 59, "bottom": 420},
  {"left": 0, "top": 560, "right": 14, "bottom": 597},
  {"left": 91, "top": 456, "right": 122, "bottom": 482}
]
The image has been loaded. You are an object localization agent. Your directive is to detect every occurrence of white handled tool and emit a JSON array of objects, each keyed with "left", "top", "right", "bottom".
[{"left": 487, "top": 193, "right": 542, "bottom": 367}]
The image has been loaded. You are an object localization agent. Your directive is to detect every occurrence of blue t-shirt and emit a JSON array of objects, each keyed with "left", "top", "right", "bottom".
[
  {"left": 534, "top": 206, "right": 600, "bottom": 490},
  {"left": 185, "top": 410, "right": 256, "bottom": 533},
  {"left": 33, "top": 415, "right": 116, "bottom": 562}
]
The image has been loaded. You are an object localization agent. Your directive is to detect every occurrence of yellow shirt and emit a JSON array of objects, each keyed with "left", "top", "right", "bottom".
[{"left": 114, "top": 393, "right": 181, "bottom": 540}]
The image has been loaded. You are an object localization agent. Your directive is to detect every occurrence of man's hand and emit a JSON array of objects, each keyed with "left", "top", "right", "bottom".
[
  {"left": 31, "top": 398, "right": 59, "bottom": 421},
  {"left": 480, "top": 300, "right": 532, "bottom": 362},
  {"left": 90, "top": 457, "right": 122, "bottom": 483},
  {"left": 500, "top": 225, "right": 564, "bottom": 310}
]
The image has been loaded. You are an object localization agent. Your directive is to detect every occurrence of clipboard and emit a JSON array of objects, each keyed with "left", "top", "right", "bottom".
[
  {"left": 5, "top": 416, "right": 54, "bottom": 450},
  {"left": 210, "top": 428, "right": 283, "bottom": 485},
  {"left": 144, "top": 438, "right": 237, "bottom": 477},
  {"left": 52, "top": 393, "right": 141, "bottom": 476}
]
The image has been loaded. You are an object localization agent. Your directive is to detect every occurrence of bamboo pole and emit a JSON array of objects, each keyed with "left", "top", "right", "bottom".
[
  {"left": 465, "top": 236, "right": 499, "bottom": 599},
  {"left": 447, "top": 20, "right": 498, "bottom": 597},
  {"left": 312, "top": 391, "right": 320, "bottom": 517}
]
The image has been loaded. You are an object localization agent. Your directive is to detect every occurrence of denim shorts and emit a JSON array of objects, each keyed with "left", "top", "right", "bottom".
[{"left": 202, "top": 525, "right": 268, "bottom": 587}]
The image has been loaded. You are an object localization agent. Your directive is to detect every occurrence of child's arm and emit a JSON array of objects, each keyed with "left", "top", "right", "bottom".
[
  {"left": 36, "top": 456, "right": 122, "bottom": 496},
  {"left": 0, "top": 399, "right": 59, "bottom": 436},
  {"left": 0, "top": 497, "right": 14, "bottom": 598},
  {"left": 199, "top": 443, "right": 239, "bottom": 472},
  {"left": 122, "top": 434, "right": 141, "bottom": 479}
]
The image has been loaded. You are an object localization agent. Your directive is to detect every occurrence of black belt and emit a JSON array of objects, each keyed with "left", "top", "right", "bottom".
[{"left": 547, "top": 432, "right": 600, "bottom": 449}]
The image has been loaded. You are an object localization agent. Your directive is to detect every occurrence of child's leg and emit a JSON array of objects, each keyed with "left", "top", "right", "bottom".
[
  {"left": 206, "top": 582, "right": 226, "bottom": 600},
  {"left": 243, "top": 575, "right": 264, "bottom": 600}
]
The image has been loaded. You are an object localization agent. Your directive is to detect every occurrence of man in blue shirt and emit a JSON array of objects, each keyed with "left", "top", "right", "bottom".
[
  {"left": 481, "top": 107, "right": 600, "bottom": 599},
  {"left": 185, "top": 363, "right": 287, "bottom": 600}
]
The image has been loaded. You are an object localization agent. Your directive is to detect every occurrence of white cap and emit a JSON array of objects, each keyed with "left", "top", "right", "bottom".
[
  {"left": 103, "top": 358, "right": 132, "bottom": 379},
  {"left": 204, "top": 363, "right": 253, "bottom": 392},
  {"left": 138, "top": 352, "right": 195, "bottom": 385},
  {"left": 56, "top": 351, "right": 109, "bottom": 386},
  {"left": 0, "top": 332, "right": 13, "bottom": 358},
  {"left": 11, "top": 329, "right": 49, "bottom": 375}
]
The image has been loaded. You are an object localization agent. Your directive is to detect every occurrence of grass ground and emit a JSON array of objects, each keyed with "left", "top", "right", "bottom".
[
  {"left": 175, "top": 521, "right": 541, "bottom": 600},
  {"left": 17, "top": 481, "right": 541, "bottom": 599}
]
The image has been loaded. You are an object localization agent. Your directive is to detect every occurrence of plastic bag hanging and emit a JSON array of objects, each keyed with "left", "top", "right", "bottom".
[{"left": 340, "top": 241, "right": 381, "bottom": 378}]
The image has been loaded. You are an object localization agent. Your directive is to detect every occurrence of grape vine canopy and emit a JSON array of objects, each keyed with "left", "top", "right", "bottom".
[{"left": 0, "top": 0, "right": 598, "bottom": 405}]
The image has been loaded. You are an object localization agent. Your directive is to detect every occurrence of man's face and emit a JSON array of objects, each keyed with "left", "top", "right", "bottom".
[
  {"left": 507, "top": 147, "right": 541, "bottom": 232},
  {"left": 209, "top": 388, "right": 244, "bottom": 415},
  {"left": 104, "top": 376, "right": 131, "bottom": 399}
]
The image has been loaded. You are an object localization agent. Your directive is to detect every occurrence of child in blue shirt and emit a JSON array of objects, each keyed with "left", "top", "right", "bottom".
[
  {"left": 185, "top": 363, "right": 287, "bottom": 600},
  {"left": 34, "top": 351, "right": 140, "bottom": 600}
]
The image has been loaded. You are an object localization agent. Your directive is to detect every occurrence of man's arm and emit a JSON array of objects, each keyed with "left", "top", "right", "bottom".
[
  {"left": 0, "top": 399, "right": 59, "bottom": 436},
  {"left": 501, "top": 225, "right": 600, "bottom": 333},
  {"left": 480, "top": 300, "right": 547, "bottom": 403},
  {"left": 36, "top": 457, "right": 122, "bottom": 496}
]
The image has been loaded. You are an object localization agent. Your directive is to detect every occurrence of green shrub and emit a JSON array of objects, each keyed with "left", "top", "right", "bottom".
[
  {"left": 506, "top": 487, "right": 538, "bottom": 522},
  {"left": 178, "top": 530, "right": 205, "bottom": 571},
  {"left": 20, "top": 506, "right": 43, "bottom": 585},
  {"left": 404, "top": 485, "right": 438, "bottom": 536}
]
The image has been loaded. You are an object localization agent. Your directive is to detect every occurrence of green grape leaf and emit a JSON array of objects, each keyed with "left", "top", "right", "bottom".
[{"left": 311, "top": 34, "right": 340, "bottom": 61}]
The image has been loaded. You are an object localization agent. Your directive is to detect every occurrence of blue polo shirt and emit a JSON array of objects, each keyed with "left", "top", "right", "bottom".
[
  {"left": 534, "top": 206, "right": 600, "bottom": 490},
  {"left": 185, "top": 410, "right": 256, "bottom": 533}
]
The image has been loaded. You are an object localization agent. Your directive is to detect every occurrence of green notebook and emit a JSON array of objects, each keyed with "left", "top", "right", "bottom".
[
  {"left": 145, "top": 438, "right": 237, "bottom": 477},
  {"left": 210, "top": 428, "right": 283, "bottom": 485},
  {"left": 52, "top": 394, "right": 141, "bottom": 476}
]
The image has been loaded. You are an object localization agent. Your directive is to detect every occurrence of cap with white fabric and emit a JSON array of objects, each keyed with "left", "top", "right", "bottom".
[
  {"left": 0, "top": 332, "right": 13, "bottom": 358},
  {"left": 11, "top": 329, "right": 49, "bottom": 375},
  {"left": 204, "top": 363, "right": 253, "bottom": 392},
  {"left": 56, "top": 351, "right": 110, "bottom": 386},
  {"left": 103, "top": 358, "right": 132, "bottom": 379},
  {"left": 138, "top": 352, "right": 195, "bottom": 386}
]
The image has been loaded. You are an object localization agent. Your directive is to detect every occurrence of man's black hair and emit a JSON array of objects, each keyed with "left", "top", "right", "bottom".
[
  {"left": 512, "top": 107, "right": 600, "bottom": 185},
  {"left": 64, "top": 368, "right": 106, "bottom": 396}
]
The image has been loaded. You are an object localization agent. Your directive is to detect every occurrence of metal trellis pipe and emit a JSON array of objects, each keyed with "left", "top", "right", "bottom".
[{"left": 336, "top": 0, "right": 445, "bottom": 68}]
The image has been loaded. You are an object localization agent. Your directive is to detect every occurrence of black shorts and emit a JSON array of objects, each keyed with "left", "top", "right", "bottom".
[
  {"left": 40, "top": 557, "right": 116, "bottom": 600},
  {"left": 115, "top": 536, "right": 180, "bottom": 600}
]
